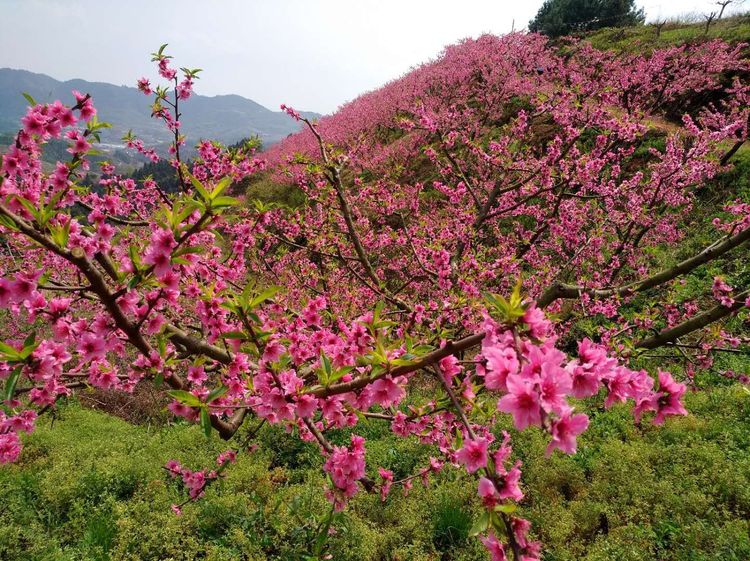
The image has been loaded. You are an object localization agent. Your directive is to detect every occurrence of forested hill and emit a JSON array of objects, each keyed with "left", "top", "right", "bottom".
[{"left": 0, "top": 68, "right": 320, "bottom": 147}]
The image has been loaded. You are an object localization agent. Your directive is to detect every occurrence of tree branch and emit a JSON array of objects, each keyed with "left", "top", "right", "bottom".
[
  {"left": 537, "top": 225, "right": 750, "bottom": 308},
  {"left": 635, "top": 289, "right": 748, "bottom": 349}
]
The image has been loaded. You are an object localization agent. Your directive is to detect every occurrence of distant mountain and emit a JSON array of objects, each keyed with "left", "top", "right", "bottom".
[{"left": 0, "top": 68, "right": 321, "bottom": 150}]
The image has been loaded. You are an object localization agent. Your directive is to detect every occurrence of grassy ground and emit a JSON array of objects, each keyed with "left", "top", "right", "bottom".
[
  {"left": 585, "top": 14, "right": 750, "bottom": 51},
  {"left": 1, "top": 383, "right": 749, "bottom": 561}
]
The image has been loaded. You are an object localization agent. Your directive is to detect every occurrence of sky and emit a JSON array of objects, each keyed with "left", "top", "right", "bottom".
[{"left": 0, "top": 0, "right": 741, "bottom": 114}]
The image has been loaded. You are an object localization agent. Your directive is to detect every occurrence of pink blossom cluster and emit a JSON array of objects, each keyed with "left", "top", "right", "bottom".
[
  {"left": 323, "top": 435, "right": 366, "bottom": 508},
  {"left": 712, "top": 276, "right": 735, "bottom": 307}
]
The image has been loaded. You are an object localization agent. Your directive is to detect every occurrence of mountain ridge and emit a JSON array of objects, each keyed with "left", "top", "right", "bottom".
[{"left": 0, "top": 68, "right": 321, "bottom": 149}]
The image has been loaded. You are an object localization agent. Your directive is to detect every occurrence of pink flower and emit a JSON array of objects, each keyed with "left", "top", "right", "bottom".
[
  {"left": 165, "top": 460, "right": 181, "bottom": 475},
  {"left": 217, "top": 450, "right": 237, "bottom": 466},
  {"left": 603, "top": 366, "right": 632, "bottom": 408},
  {"left": 379, "top": 468, "right": 394, "bottom": 501},
  {"left": 364, "top": 376, "right": 405, "bottom": 408},
  {"left": 176, "top": 78, "right": 193, "bottom": 100},
  {"left": 73, "top": 90, "right": 96, "bottom": 121},
  {"left": 262, "top": 340, "right": 285, "bottom": 362},
  {"left": 137, "top": 77, "right": 152, "bottom": 95},
  {"left": 1, "top": 411, "right": 37, "bottom": 434},
  {"left": 158, "top": 58, "right": 176, "bottom": 80},
  {"left": 143, "top": 228, "right": 177, "bottom": 278},
  {"left": 67, "top": 132, "right": 91, "bottom": 155},
  {"left": 523, "top": 305, "right": 549, "bottom": 339},
  {"left": 295, "top": 394, "right": 318, "bottom": 418},
  {"left": 478, "top": 476, "right": 498, "bottom": 506},
  {"left": 568, "top": 364, "right": 602, "bottom": 398},
  {"left": 144, "top": 313, "right": 165, "bottom": 335},
  {"left": 0, "top": 279, "right": 14, "bottom": 308},
  {"left": 22, "top": 110, "right": 46, "bottom": 136},
  {"left": 497, "top": 464, "right": 524, "bottom": 502},
  {"left": 78, "top": 332, "right": 106, "bottom": 363},
  {"left": 497, "top": 375, "right": 542, "bottom": 430},
  {"left": 712, "top": 276, "right": 735, "bottom": 307},
  {"left": 150, "top": 227, "right": 177, "bottom": 254},
  {"left": 482, "top": 346, "right": 518, "bottom": 392},
  {"left": 280, "top": 103, "right": 301, "bottom": 121},
  {"left": 439, "top": 355, "right": 462, "bottom": 381},
  {"left": 538, "top": 362, "right": 571, "bottom": 415},
  {"left": 456, "top": 438, "right": 488, "bottom": 473},
  {"left": 323, "top": 434, "right": 366, "bottom": 500},
  {"left": 480, "top": 531, "right": 507, "bottom": 561},
  {"left": 0, "top": 432, "right": 22, "bottom": 463},
  {"left": 187, "top": 365, "right": 207, "bottom": 385},
  {"left": 546, "top": 413, "right": 589, "bottom": 455},
  {"left": 0, "top": 270, "right": 43, "bottom": 307},
  {"left": 493, "top": 432, "right": 513, "bottom": 466},
  {"left": 653, "top": 371, "right": 687, "bottom": 425}
]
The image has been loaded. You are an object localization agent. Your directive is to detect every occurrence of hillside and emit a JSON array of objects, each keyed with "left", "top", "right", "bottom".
[
  {"left": 585, "top": 13, "right": 750, "bottom": 51},
  {"left": 263, "top": 16, "right": 750, "bottom": 169},
  {"left": 1, "top": 13, "right": 749, "bottom": 561},
  {"left": 0, "top": 68, "right": 320, "bottom": 149},
  {"left": 254, "top": 26, "right": 749, "bottom": 375}
]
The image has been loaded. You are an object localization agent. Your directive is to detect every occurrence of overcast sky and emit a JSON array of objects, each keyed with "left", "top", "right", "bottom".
[{"left": 0, "top": 0, "right": 740, "bottom": 114}]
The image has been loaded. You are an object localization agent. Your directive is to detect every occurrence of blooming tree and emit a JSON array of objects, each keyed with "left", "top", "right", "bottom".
[{"left": 0, "top": 36, "right": 748, "bottom": 560}]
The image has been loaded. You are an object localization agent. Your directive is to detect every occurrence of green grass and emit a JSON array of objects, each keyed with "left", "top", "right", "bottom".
[
  {"left": 2, "top": 385, "right": 750, "bottom": 560},
  {"left": 585, "top": 14, "right": 750, "bottom": 52}
]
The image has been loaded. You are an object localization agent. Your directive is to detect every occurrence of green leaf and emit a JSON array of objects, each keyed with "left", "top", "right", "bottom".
[
  {"left": 14, "top": 196, "right": 41, "bottom": 223},
  {"left": 153, "top": 43, "right": 169, "bottom": 60},
  {"left": 174, "top": 202, "right": 200, "bottom": 226},
  {"left": 494, "top": 503, "right": 517, "bottom": 514},
  {"left": 128, "top": 244, "right": 142, "bottom": 268},
  {"left": 210, "top": 176, "right": 233, "bottom": 199},
  {"left": 321, "top": 352, "right": 332, "bottom": 376},
  {"left": 43, "top": 189, "right": 66, "bottom": 222},
  {"left": 127, "top": 274, "right": 142, "bottom": 290},
  {"left": 0, "top": 341, "right": 21, "bottom": 361},
  {"left": 23, "top": 332, "right": 36, "bottom": 349},
  {"left": 454, "top": 428, "right": 463, "bottom": 451},
  {"left": 200, "top": 407, "right": 212, "bottom": 437},
  {"left": 187, "top": 172, "right": 210, "bottom": 202},
  {"left": 488, "top": 510, "right": 504, "bottom": 533},
  {"left": 317, "top": 352, "right": 334, "bottom": 386},
  {"left": 220, "top": 331, "right": 247, "bottom": 340},
  {"left": 469, "top": 511, "right": 490, "bottom": 537},
  {"left": 167, "top": 390, "right": 201, "bottom": 407},
  {"left": 211, "top": 196, "right": 240, "bottom": 209},
  {"left": 206, "top": 385, "right": 228, "bottom": 403},
  {"left": 19, "top": 341, "right": 39, "bottom": 360},
  {"left": 250, "top": 286, "right": 281, "bottom": 309},
  {"left": 4, "top": 366, "right": 22, "bottom": 402},
  {"left": 0, "top": 214, "right": 18, "bottom": 231},
  {"left": 328, "top": 366, "right": 354, "bottom": 385},
  {"left": 509, "top": 276, "right": 524, "bottom": 308},
  {"left": 173, "top": 245, "right": 203, "bottom": 257},
  {"left": 50, "top": 221, "right": 71, "bottom": 248},
  {"left": 389, "top": 357, "right": 417, "bottom": 367},
  {"left": 21, "top": 92, "right": 37, "bottom": 106}
]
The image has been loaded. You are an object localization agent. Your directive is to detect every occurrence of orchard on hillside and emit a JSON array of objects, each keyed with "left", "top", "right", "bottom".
[{"left": 1, "top": 34, "right": 748, "bottom": 560}]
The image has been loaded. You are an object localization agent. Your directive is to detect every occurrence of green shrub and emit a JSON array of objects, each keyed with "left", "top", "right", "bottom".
[{"left": 2, "top": 387, "right": 750, "bottom": 560}]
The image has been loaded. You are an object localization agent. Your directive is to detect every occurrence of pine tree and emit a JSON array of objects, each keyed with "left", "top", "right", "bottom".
[{"left": 529, "top": 0, "right": 645, "bottom": 37}]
